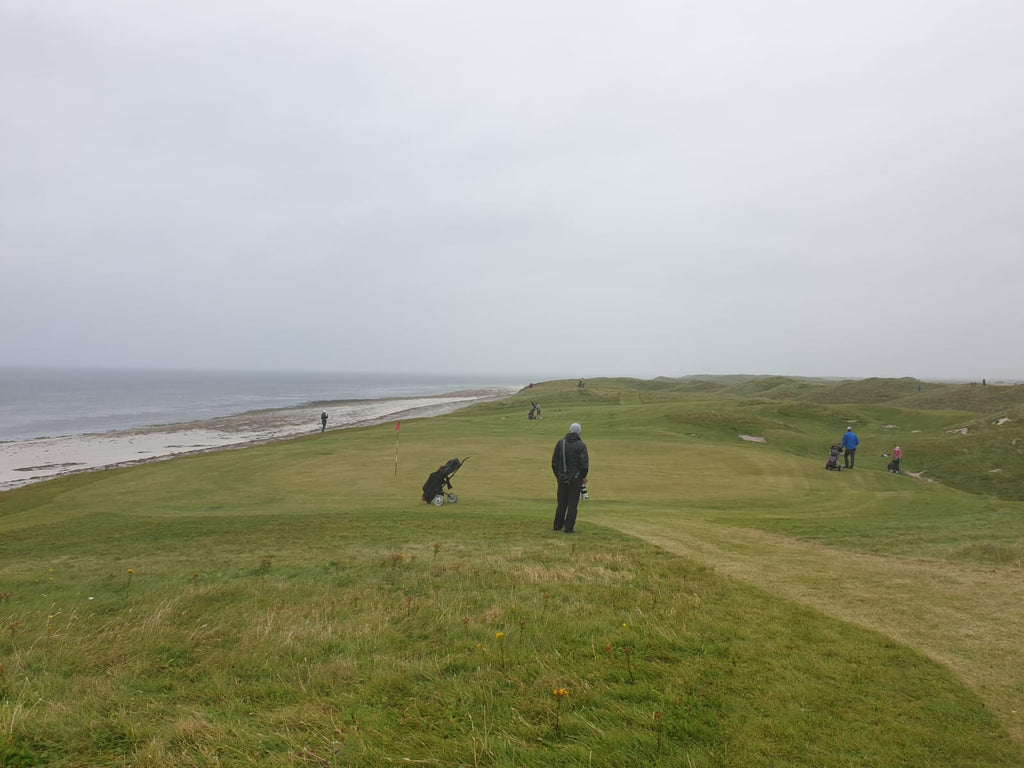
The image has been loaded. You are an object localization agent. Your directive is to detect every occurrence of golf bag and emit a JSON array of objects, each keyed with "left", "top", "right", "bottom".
[
  {"left": 825, "top": 444, "right": 842, "bottom": 471},
  {"left": 421, "top": 457, "right": 467, "bottom": 506}
]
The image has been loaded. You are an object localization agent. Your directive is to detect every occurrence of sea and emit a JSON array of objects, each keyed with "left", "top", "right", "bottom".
[{"left": 0, "top": 367, "right": 525, "bottom": 442}]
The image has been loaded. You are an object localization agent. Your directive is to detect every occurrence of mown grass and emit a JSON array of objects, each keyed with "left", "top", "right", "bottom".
[{"left": 1, "top": 376, "right": 1022, "bottom": 766}]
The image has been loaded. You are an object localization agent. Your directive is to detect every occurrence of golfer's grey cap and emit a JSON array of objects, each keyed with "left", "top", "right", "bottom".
[{"left": 570, "top": 423, "right": 582, "bottom": 434}]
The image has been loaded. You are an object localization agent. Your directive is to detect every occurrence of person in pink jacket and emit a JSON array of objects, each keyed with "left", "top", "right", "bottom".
[{"left": 889, "top": 445, "right": 902, "bottom": 473}]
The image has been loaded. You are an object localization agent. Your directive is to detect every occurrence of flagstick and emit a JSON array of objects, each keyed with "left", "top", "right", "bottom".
[{"left": 394, "top": 421, "right": 401, "bottom": 477}]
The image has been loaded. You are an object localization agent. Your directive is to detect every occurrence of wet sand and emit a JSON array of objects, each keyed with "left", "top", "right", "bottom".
[{"left": 0, "top": 386, "right": 519, "bottom": 491}]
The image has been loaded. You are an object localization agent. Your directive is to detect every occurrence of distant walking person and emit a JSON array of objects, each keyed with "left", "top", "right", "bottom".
[
  {"left": 320, "top": 411, "right": 328, "bottom": 433},
  {"left": 841, "top": 426, "right": 859, "bottom": 468},
  {"left": 551, "top": 422, "right": 589, "bottom": 534}
]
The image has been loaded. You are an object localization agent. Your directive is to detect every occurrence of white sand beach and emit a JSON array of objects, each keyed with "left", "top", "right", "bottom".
[{"left": 0, "top": 387, "right": 519, "bottom": 491}]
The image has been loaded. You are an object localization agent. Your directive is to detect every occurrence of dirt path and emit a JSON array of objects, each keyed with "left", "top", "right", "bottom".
[{"left": 595, "top": 511, "right": 1024, "bottom": 745}]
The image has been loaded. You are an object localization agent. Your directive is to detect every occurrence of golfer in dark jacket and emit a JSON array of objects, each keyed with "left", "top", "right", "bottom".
[{"left": 551, "top": 422, "right": 589, "bottom": 533}]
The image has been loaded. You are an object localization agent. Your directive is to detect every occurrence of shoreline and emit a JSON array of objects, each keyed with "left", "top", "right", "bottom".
[{"left": 0, "top": 386, "right": 520, "bottom": 491}]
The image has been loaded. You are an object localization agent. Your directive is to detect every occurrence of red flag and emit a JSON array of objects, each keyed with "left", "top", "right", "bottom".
[{"left": 395, "top": 421, "right": 401, "bottom": 432}]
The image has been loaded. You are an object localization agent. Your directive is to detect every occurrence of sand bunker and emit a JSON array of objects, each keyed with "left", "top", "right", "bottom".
[
  {"left": 739, "top": 435, "right": 766, "bottom": 443},
  {"left": 903, "top": 470, "right": 934, "bottom": 482}
]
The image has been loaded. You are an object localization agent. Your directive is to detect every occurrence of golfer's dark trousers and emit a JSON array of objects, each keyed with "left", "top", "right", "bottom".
[
  {"left": 844, "top": 449, "right": 856, "bottom": 468},
  {"left": 554, "top": 479, "right": 584, "bottom": 532}
]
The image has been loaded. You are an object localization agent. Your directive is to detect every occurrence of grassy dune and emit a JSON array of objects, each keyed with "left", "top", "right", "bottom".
[{"left": 1, "top": 376, "right": 1022, "bottom": 767}]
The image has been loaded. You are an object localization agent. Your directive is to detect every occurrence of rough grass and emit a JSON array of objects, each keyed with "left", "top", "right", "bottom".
[{"left": 1, "top": 376, "right": 1023, "bottom": 766}]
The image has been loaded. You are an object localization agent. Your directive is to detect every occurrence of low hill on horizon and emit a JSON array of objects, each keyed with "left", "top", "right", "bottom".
[{"left": 531, "top": 375, "right": 1024, "bottom": 501}]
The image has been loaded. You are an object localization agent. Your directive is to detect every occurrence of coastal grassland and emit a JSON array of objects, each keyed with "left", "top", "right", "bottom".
[{"left": 1, "top": 376, "right": 1023, "bottom": 767}]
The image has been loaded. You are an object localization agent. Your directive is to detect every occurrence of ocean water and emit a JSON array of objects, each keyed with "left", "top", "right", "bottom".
[{"left": 0, "top": 368, "right": 524, "bottom": 442}]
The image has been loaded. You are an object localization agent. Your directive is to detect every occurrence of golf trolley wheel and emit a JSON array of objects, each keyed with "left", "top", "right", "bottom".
[
  {"left": 447, "top": 492, "right": 458, "bottom": 504},
  {"left": 432, "top": 494, "right": 445, "bottom": 507}
]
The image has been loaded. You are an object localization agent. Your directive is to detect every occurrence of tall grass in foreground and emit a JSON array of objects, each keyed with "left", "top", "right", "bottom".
[
  {"left": 1, "top": 376, "right": 1023, "bottom": 766},
  {"left": 1, "top": 511, "right": 1017, "bottom": 767}
]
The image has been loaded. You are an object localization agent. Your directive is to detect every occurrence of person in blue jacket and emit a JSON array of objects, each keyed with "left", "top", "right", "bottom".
[{"left": 841, "top": 426, "right": 859, "bottom": 469}]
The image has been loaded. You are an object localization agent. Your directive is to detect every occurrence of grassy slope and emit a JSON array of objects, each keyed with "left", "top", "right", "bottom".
[{"left": 0, "top": 377, "right": 1022, "bottom": 767}]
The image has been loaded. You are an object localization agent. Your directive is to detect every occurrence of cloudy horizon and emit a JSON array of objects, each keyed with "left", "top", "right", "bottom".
[{"left": 2, "top": 1, "right": 1021, "bottom": 383}]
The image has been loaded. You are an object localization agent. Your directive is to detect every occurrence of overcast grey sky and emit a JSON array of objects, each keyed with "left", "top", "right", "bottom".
[{"left": 2, "top": 1, "right": 1021, "bottom": 381}]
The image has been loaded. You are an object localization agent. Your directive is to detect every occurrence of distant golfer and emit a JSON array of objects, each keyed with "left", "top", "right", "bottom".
[
  {"left": 551, "top": 422, "right": 589, "bottom": 534},
  {"left": 841, "top": 426, "right": 859, "bottom": 469},
  {"left": 320, "top": 411, "right": 328, "bottom": 433},
  {"left": 889, "top": 445, "right": 902, "bottom": 473}
]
